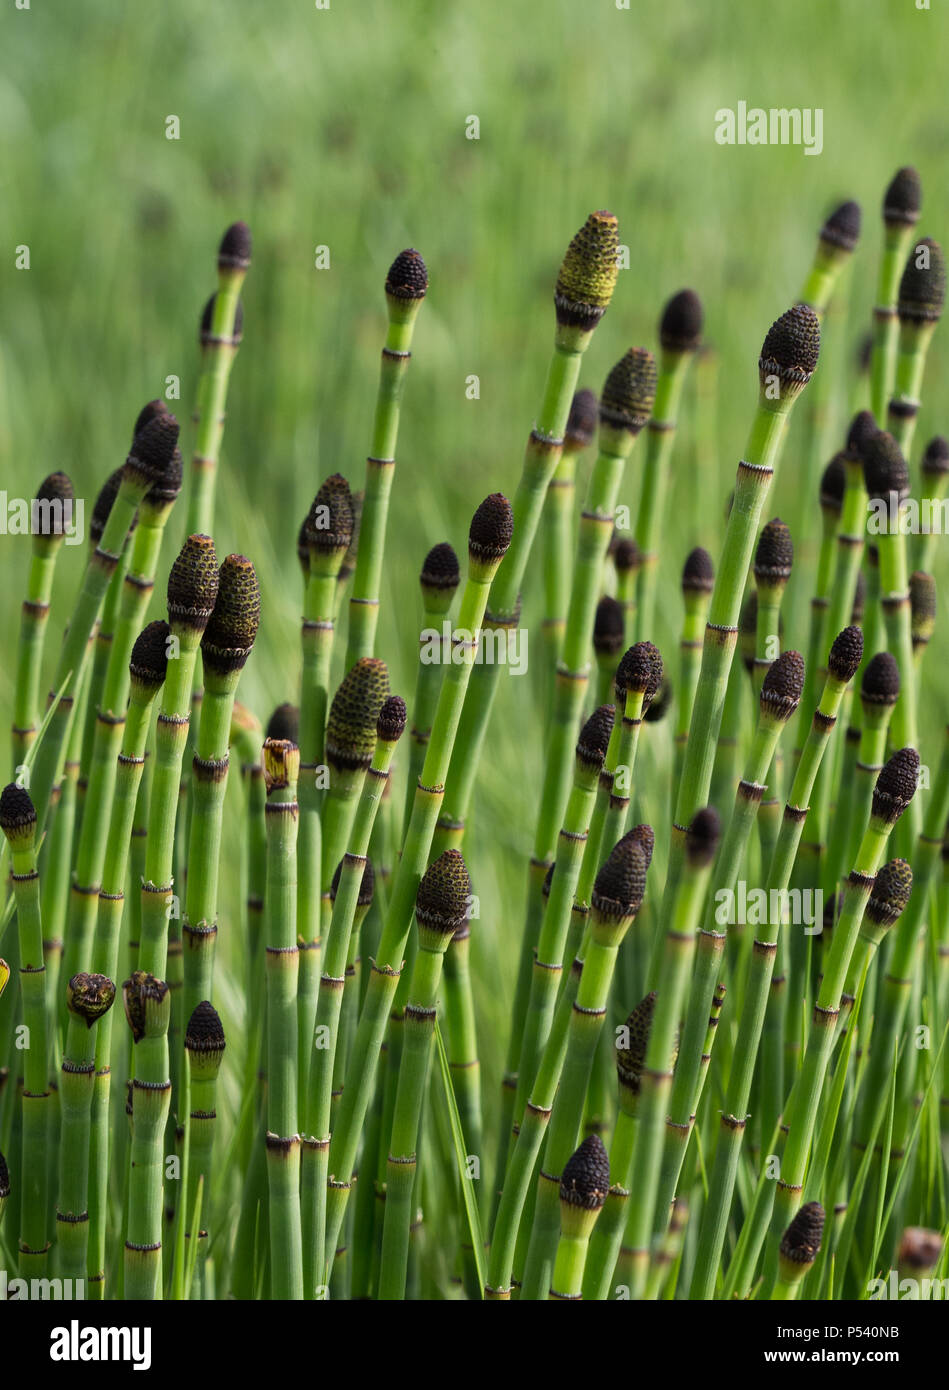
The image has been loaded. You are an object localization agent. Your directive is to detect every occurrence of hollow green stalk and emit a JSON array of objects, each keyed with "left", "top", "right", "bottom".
[
  {"left": 674, "top": 551, "right": 714, "bottom": 790},
  {"left": 549, "top": 1135, "right": 609, "bottom": 1299},
  {"left": 183, "top": 1001, "right": 226, "bottom": 1295},
  {"left": 263, "top": 739, "right": 303, "bottom": 1300},
  {"left": 123, "top": 971, "right": 172, "bottom": 1299},
  {"left": 870, "top": 173, "right": 920, "bottom": 422},
  {"left": 405, "top": 546, "right": 459, "bottom": 831}
]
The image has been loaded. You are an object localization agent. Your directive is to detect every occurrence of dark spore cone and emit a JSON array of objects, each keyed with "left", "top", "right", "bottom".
[
  {"left": 644, "top": 676, "right": 672, "bottom": 723},
  {"left": 760, "top": 649, "right": 805, "bottom": 721},
  {"left": 90, "top": 469, "right": 126, "bottom": 545},
  {"left": 828, "top": 625, "right": 864, "bottom": 683},
  {"left": 129, "top": 620, "right": 171, "bottom": 694},
  {"left": 686, "top": 806, "right": 721, "bottom": 868},
  {"left": 819, "top": 455, "right": 846, "bottom": 513},
  {"left": 33, "top": 471, "right": 75, "bottom": 537},
  {"left": 660, "top": 288, "right": 704, "bottom": 354},
  {"left": 820, "top": 200, "right": 861, "bottom": 252},
  {"left": 682, "top": 547, "right": 714, "bottom": 594},
  {"left": 185, "top": 1000, "right": 226, "bottom": 1055},
  {"left": 593, "top": 596, "right": 625, "bottom": 657},
  {"left": 576, "top": 705, "right": 615, "bottom": 770},
  {"left": 626, "top": 822, "right": 655, "bottom": 869},
  {"left": 420, "top": 542, "right": 460, "bottom": 592},
  {"left": 617, "top": 641, "right": 663, "bottom": 706},
  {"left": 167, "top": 535, "right": 220, "bottom": 633},
  {"left": 780, "top": 1201, "right": 825, "bottom": 1264},
  {"left": 0, "top": 1150, "right": 8, "bottom": 1200},
  {"left": 144, "top": 445, "right": 183, "bottom": 510},
  {"left": 909, "top": 570, "right": 936, "bottom": 630},
  {"left": 559, "top": 1134, "right": 610, "bottom": 1210},
  {"left": 385, "top": 248, "right": 428, "bottom": 301},
  {"left": 132, "top": 399, "right": 169, "bottom": 442},
  {"left": 65, "top": 972, "right": 116, "bottom": 1027},
  {"left": 613, "top": 537, "right": 642, "bottom": 575},
  {"left": 759, "top": 304, "right": 821, "bottom": 386},
  {"left": 267, "top": 703, "right": 300, "bottom": 744},
  {"left": 861, "top": 652, "right": 900, "bottom": 706},
  {"left": 883, "top": 167, "right": 921, "bottom": 227},
  {"left": 564, "top": 388, "right": 599, "bottom": 451},
  {"left": 554, "top": 210, "right": 620, "bottom": 331},
  {"left": 616, "top": 992, "right": 656, "bottom": 1093},
  {"left": 415, "top": 848, "right": 472, "bottom": 938},
  {"left": 866, "top": 858, "right": 913, "bottom": 926},
  {"left": 598, "top": 348, "right": 657, "bottom": 434},
  {"left": 0, "top": 783, "right": 37, "bottom": 839},
  {"left": 330, "top": 857, "right": 375, "bottom": 909},
  {"left": 326, "top": 658, "right": 390, "bottom": 771},
  {"left": 218, "top": 221, "right": 253, "bottom": 271},
  {"left": 306, "top": 474, "right": 355, "bottom": 555},
  {"left": 124, "top": 412, "right": 181, "bottom": 489},
  {"left": 898, "top": 238, "right": 947, "bottom": 323},
  {"left": 922, "top": 436, "right": 949, "bottom": 477},
  {"left": 862, "top": 430, "right": 909, "bottom": 504},
  {"left": 377, "top": 695, "right": 407, "bottom": 743},
  {"left": 591, "top": 836, "right": 647, "bottom": 920},
  {"left": 754, "top": 517, "right": 793, "bottom": 584},
  {"left": 846, "top": 409, "right": 878, "bottom": 459},
  {"left": 201, "top": 555, "right": 260, "bottom": 675},
  {"left": 872, "top": 747, "right": 920, "bottom": 824},
  {"left": 36, "top": 471, "right": 74, "bottom": 505},
  {"left": 468, "top": 493, "right": 513, "bottom": 563}
]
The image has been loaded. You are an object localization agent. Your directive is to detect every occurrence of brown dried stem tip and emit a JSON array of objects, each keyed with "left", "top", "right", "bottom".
[
  {"left": 66, "top": 972, "right": 116, "bottom": 1027},
  {"left": 185, "top": 1000, "right": 226, "bottom": 1081},
  {"left": 819, "top": 200, "right": 861, "bottom": 254},
  {"left": 415, "top": 848, "right": 472, "bottom": 943},
  {"left": 862, "top": 430, "right": 909, "bottom": 505},
  {"left": 0, "top": 783, "right": 37, "bottom": 850},
  {"left": 758, "top": 305, "right": 820, "bottom": 396},
  {"left": 218, "top": 221, "right": 252, "bottom": 273},
  {"left": 201, "top": 555, "right": 260, "bottom": 678},
  {"left": 828, "top": 625, "right": 864, "bottom": 684},
  {"left": 564, "top": 389, "right": 599, "bottom": 453},
  {"left": 616, "top": 641, "right": 663, "bottom": 709},
  {"left": 468, "top": 493, "right": 513, "bottom": 569},
  {"left": 860, "top": 652, "right": 900, "bottom": 708},
  {"left": 760, "top": 649, "right": 805, "bottom": 724},
  {"left": 167, "top": 534, "right": 220, "bottom": 635},
  {"left": 660, "top": 289, "right": 704, "bottom": 355},
  {"left": 576, "top": 704, "right": 615, "bottom": 772},
  {"left": 129, "top": 620, "right": 171, "bottom": 699},
  {"left": 123, "top": 412, "right": 181, "bottom": 492},
  {"left": 598, "top": 348, "right": 657, "bottom": 437},
  {"left": 377, "top": 695, "right": 407, "bottom": 744},
  {"left": 685, "top": 806, "right": 721, "bottom": 869},
  {"left": 682, "top": 547, "right": 714, "bottom": 595},
  {"left": 262, "top": 738, "right": 300, "bottom": 791},
  {"left": 593, "top": 596, "right": 625, "bottom": 658},
  {"left": 325, "top": 658, "right": 390, "bottom": 772},
  {"left": 779, "top": 1201, "right": 825, "bottom": 1272},
  {"left": 883, "top": 167, "right": 921, "bottom": 228},
  {"left": 898, "top": 238, "right": 946, "bottom": 324},
  {"left": 754, "top": 517, "right": 793, "bottom": 587},
  {"left": 267, "top": 703, "right": 300, "bottom": 744},
  {"left": 122, "top": 971, "right": 170, "bottom": 1044},
  {"left": 872, "top": 747, "right": 919, "bottom": 825},
  {"left": 591, "top": 836, "right": 647, "bottom": 921},
  {"left": 910, "top": 571, "right": 936, "bottom": 648},
  {"left": 554, "top": 211, "right": 619, "bottom": 333}
]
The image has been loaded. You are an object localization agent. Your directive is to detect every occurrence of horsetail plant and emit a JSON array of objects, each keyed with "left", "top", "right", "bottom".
[
  {"left": 541, "top": 388, "right": 597, "bottom": 674},
  {"left": 773, "top": 1201, "right": 824, "bottom": 1300},
  {"left": 302, "top": 694, "right": 406, "bottom": 1298},
  {"left": 549, "top": 1134, "right": 609, "bottom": 1299},
  {"left": 182, "top": 553, "right": 260, "bottom": 1023},
  {"left": 793, "top": 452, "right": 844, "bottom": 764},
  {"left": 690, "top": 625, "right": 864, "bottom": 1299},
  {"left": 914, "top": 435, "right": 949, "bottom": 571},
  {"left": 379, "top": 848, "right": 472, "bottom": 1299},
  {"left": 122, "top": 970, "right": 172, "bottom": 1299},
  {"left": 186, "top": 222, "right": 252, "bottom": 537},
  {"left": 888, "top": 235, "right": 945, "bottom": 461},
  {"left": 57, "top": 971, "right": 115, "bottom": 1282},
  {"left": 753, "top": 519, "right": 793, "bottom": 697},
  {"left": 263, "top": 737, "right": 303, "bottom": 1299},
  {"left": 870, "top": 167, "right": 921, "bottom": 421},
  {"left": 909, "top": 570, "right": 936, "bottom": 668},
  {"left": 667, "top": 305, "right": 820, "bottom": 908},
  {"left": 183, "top": 1000, "right": 226, "bottom": 1293},
  {"left": 592, "top": 595, "right": 626, "bottom": 709},
  {"left": 674, "top": 548, "right": 714, "bottom": 787},
  {"left": 798, "top": 201, "right": 861, "bottom": 315},
  {"left": 406, "top": 544, "right": 460, "bottom": 830},
  {"left": 29, "top": 412, "right": 181, "bottom": 833},
  {"left": 324, "top": 493, "right": 512, "bottom": 1274},
  {"left": 0, "top": 784, "right": 50, "bottom": 1278},
  {"left": 11, "top": 471, "right": 74, "bottom": 770},
  {"left": 839, "top": 652, "right": 901, "bottom": 878},
  {"left": 345, "top": 248, "right": 428, "bottom": 666},
  {"left": 634, "top": 289, "right": 704, "bottom": 642}
]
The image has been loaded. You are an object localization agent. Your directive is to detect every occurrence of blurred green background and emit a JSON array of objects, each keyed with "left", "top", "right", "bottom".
[{"left": 2, "top": 0, "right": 947, "bottom": 1217}]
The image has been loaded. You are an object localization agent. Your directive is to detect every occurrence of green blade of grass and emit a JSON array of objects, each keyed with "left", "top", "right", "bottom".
[{"left": 434, "top": 1019, "right": 485, "bottom": 1298}]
